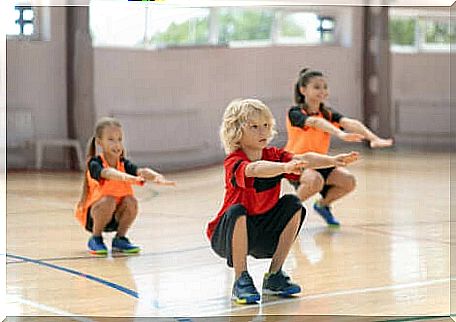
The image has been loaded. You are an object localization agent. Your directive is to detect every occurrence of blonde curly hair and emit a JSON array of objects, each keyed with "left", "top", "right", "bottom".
[{"left": 220, "top": 98, "right": 277, "bottom": 154}]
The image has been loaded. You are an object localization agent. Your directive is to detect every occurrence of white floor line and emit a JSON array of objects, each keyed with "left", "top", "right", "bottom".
[
  {"left": 7, "top": 295, "right": 94, "bottom": 322},
  {"left": 211, "top": 277, "right": 452, "bottom": 316}
]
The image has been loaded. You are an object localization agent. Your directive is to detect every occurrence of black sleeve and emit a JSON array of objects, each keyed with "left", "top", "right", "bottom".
[
  {"left": 123, "top": 158, "right": 139, "bottom": 176},
  {"left": 329, "top": 108, "right": 344, "bottom": 123},
  {"left": 88, "top": 156, "right": 104, "bottom": 181},
  {"left": 288, "top": 106, "right": 309, "bottom": 128}
]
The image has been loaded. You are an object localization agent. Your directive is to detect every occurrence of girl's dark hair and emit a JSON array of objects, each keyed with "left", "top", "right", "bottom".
[{"left": 294, "top": 68, "right": 331, "bottom": 120}]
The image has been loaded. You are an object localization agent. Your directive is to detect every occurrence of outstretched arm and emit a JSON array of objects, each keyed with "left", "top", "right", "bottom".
[
  {"left": 245, "top": 160, "right": 309, "bottom": 178},
  {"left": 293, "top": 151, "right": 359, "bottom": 169},
  {"left": 339, "top": 117, "right": 393, "bottom": 148},
  {"left": 306, "top": 117, "right": 364, "bottom": 142},
  {"left": 101, "top": 167, "right": 144, "bottom": 184},
  {"left": 137, "top": 168, "right": 176, "bottom": 186}
]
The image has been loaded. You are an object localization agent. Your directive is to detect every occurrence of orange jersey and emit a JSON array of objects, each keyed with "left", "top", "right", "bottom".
[
  {"left": 284, "top": 106, "right": 343, "bottom": 155},
  {"left": 75, "top": 154, "right": 136, "bottom": 228}
]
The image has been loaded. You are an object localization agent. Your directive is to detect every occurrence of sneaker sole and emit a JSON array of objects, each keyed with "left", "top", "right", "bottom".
[
  {"left": 112, "top": 247, "right": 141, "bottom": 254},
  {"left": 231, "top": 294, "right": 260, "bottom": 304},
  {"left": 262, "top": 286, "right": 301, "bottom": 296},
  {"left": 88, "top": 250, "right": 108, "bottom": 255}
]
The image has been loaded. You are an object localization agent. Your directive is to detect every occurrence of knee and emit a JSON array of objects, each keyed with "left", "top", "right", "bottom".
[
  {"left": 92, "top": 196, "right": 116, "bottom": 215},
  {"left": 300, "top": 175, "right": 325, "bottom": 194},
  {"left": 345, "top": 174, "right": 357, "bottom": 192},
  {"left": 225, "top": 204, "right": 247, "bottom": 223},
  {"left": 122, "top": 195, "right": 138, "bottom": 212}
]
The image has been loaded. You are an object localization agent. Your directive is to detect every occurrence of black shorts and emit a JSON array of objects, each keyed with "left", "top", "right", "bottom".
[
  {"left": 288, "top": 166, "right": 336, "bottom": 198},
  {"left": 85, "top": 207, "right": 119, "bottom": 233},
  {"left": 210, "top": 194, "right": 306, "bottom": 267}
]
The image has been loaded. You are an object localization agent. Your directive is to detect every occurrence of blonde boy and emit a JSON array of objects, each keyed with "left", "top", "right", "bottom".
[{"left": 207, "top": 99, "right": 358, "bottom": 304}]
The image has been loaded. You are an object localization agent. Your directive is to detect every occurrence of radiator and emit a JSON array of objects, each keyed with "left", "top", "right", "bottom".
[
  {"left": 394, "top": 99, "right": 451, "bottom": 136},
  {"left": 7, "top": 108, "right": 34, "bottom": 148},
  {"left": 111, "top": 109, "right": 207, "bottom": 154}
]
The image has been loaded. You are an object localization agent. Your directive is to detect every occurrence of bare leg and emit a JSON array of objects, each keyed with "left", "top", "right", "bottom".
[
  {"left": 232, "top": 215, "right": 248, "bottom": 279},
  {"left": 319, "top": 168, "right": 356, "bottom": 206},
  {"left": 269, "top": 210, "right": 301, "bottom": 273},
  {"left": 296, "top": 169, "right": 325, "bottom": 202},
  {"left": 114, "top": 195, "right": 138, "bottom": 237},
  {"left": 91, "top": 196, "right": 116, "bottom": 236}
]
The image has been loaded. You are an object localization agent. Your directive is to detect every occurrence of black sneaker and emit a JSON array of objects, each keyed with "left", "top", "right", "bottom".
[
  {"left": 262, "top": 270, "right": 301, "bottom": 296},
  {"left": 232, "top": 271, "right": 261, "bottom": 304}
]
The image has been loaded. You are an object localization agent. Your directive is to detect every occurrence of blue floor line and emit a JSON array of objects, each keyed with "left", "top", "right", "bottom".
[{"left": 6, "top": 253, "right": 139, "bottom": 299}]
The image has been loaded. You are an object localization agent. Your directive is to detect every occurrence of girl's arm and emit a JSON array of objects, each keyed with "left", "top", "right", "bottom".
[
  {"left": 137, "top": 168, "right": 176, "bottom": 186},
  {"left": 100, "top": 167, "right": 144, "bottom": 184},
  {"left": 245, "top": 160, "right": 309, "bottom": 178},
  {"left": 339, "top": 117, "right": 393, "bottom": 148},
  {"left": 293, "top": 151, "right": 359, "bottom": 169},
  {"left": 306, "top": 117, "right": 364, "bottom": 142}
]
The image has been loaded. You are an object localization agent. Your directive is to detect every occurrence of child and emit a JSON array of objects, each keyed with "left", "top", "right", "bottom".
[
  {"left": 75, "top": 117, "right": 175, "bottom": 255},
  {"left": 207, "top": 99, "right": 359, "bottom": 304},
  {"left": 285, "top": 68, "right": 393, "bottom": 227}
]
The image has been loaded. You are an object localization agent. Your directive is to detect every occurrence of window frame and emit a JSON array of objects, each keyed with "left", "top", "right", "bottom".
[{"left": 7, "top": 6, "right": 41, "bottom": 41}]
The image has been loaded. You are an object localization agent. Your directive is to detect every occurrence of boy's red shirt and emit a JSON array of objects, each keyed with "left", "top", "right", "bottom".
[{"left": 206, "top": 146, "right": 298, "bottom": 240}]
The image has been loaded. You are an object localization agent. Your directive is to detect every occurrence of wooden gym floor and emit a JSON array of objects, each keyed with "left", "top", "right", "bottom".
[{"left": 4, "top": 148, "right": 453, "bottom": 321}]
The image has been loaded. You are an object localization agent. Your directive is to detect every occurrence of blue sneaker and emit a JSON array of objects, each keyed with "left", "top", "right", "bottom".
[
  {"left": 313, "top": 202, "right": 340, "bottom": 227},
  {"left": 112, "top": 236, "right": 141, "bottom": 253},
  {"left": 88, "top": 236, "right": 108, "bottom": 255},
  {"left": 262, "top": 270, "right": 301, "bottom": 296},
  {"left": 232, "top": 271, "right": 261, "bottom": 304}
]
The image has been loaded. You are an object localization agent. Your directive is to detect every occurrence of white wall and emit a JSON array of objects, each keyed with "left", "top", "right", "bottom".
[
  {"left": 7, "top": 7, "right": 67, "bottom": 168},
  {"left": 391, "top": 52, "right": 453, "bottom": 146},
  {"left": 94, "top": 44, "right": 364, "bottom": 170}
]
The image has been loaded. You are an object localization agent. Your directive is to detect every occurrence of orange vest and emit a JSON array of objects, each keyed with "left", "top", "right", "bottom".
[
  {"left": 284, "top": 109, "right": 339, "bottom": 155},
  {"left": 75, "top": 154, "right": 135, "bottom": 227}
]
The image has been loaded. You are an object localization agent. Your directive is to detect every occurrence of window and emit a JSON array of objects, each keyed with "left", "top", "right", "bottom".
[
  {"left": 420, "top": 17, "right": 455, "bottom": 50},
  {"left": 389, "top": 16, "right": 416, "bottom": 46},
  {"left": 277, "top": 12, "right": 336, "bottom": 45},
  {"left": 318, "top": 16, "right": 336, "bottom": 42},
  {"left": 217, "top": 8, "right": 274, "bottom": 46},
  {"left": 90, "top": 2, "right": 146, "bottom": 47},
  {"left": 7, "top": 5, "right": 39, "bottom": 39},
  {"left": 89, "top": 3, "right": 340, "bottom": 49},
  {"left": 146, "top": 7, "right": 210, "bottom": 47},
  {"left": 389, "top": 10, "right": 454, "bottom": 52}
]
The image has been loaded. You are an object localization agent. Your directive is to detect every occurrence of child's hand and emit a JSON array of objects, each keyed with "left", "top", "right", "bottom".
[
  {"left": 337, "top": 132, "right": 364, "bottom": 142},
  {"left": 153, "top": 174, "right": 176, "bottom": 186},
  {"left": 333, "top": 151, "right": 360, "bottom": 167},
  {"left": 284, "top": 160, "right": 309, "bottom": 175},
  {"left": 370, "top": 137, "right": 393, "bottom": 148}
]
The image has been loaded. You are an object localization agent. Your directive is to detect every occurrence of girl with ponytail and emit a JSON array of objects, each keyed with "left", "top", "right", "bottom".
[
  {"left": 75, "top": 117, "right": 175, "bottom": 255},
  {"left": 285, "top": 68, "right": 393, "bottom": 227}
]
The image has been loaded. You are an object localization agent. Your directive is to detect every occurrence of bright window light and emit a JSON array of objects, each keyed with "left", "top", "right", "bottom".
[
  {"left": 90, "top": 1, "right": 146, "bottom": 47},
  {"left": 23, "top": 9, "right": 34, "bottom": 20},
  {"left": 23, "top": 24, "right": 34, "bottom": 36}
]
